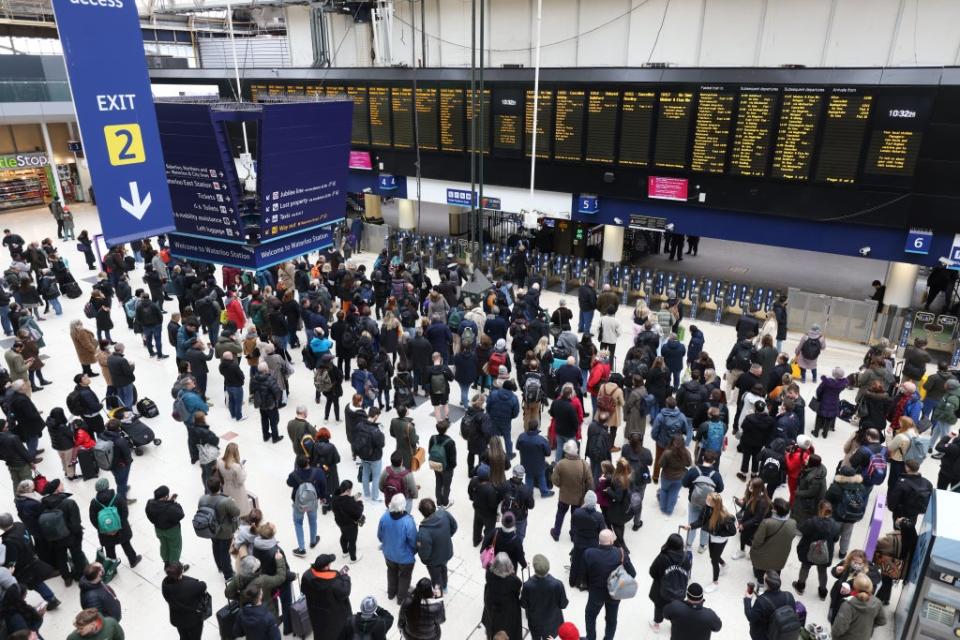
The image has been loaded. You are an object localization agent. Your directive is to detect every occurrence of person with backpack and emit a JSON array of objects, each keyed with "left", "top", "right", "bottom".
[
  {"left": 286, "top": 455, "right": 326, "bottom": 557},
  {"left": 680, "top": 491, "right": 737, "bottom": 594},
  {"left": 79, "top": 561, "right": 122, "bottom": 621},
  {"left": 88, "top": 477, "right": 141, "bottom": 569},
  {"left": 825, "top": 466, "right": 868, "bottom": 559},
  {"left": 378, "top": 493, "right": 418, "bottom": 605},
  {"left": 286, "top": 406, "right": 316, "bottom": 458},
  {"left": 487, "top": 377, "right": 521, "bottom": 462},
  {"left": 725, "top": 338, "right": 758, "bottom": 407},
  {"left": 887, "top": 458, "right": 933, "bottom": 525},
  {"left": 664, "top": 582, "right": 723, "bottom": 640},
  {"left": 930, "top": 378, "right": 960, "bottom": 456},
  {"left": 226, "top": 553, "right": 288, "bottom": 628},
  {"left": 694, "top": 406, "right": 727, "bottom": 465},
  {"left": 677, "top": 368, "right": 709, "bottom": 431},
  {"left": 732, "top": 478, "right": 772, "bottom": 561},
  {"left": 795, "top": 325, "right": 826, "bottom": 383},
  {"left": 791, "top": 454, "right": 827, "bottom": 528},
  {"left": 582, "top": 529, "right": 636, "bottom": 640},
  {"left": 425, "top": 352, "right": 454, "bottom": 423},
  {"left": 217, "top": 351, "right": 246, "bottom": 422},
  {"left": 250, "top": 362, "right": 284, "bottom": 444},
  {"left": 308, "top": 354, "right": 339, "bottom": 423},
  {"left": 98, "top": 418, "right": 135, "bottom": 503},
  {"left": 749, "top": 497, "right": 799, "bottom": 584},
  {"left": 651, "top": 396, "right": 692, "bottom": 484},
  {"left": 144, "top": 485, "right": 186, "bottom": 570},
  {"left": 161, "top": 561, "right": 207, "bottom": 640},
  {"left": 426, "top": 418, "right": 457, "bottom": 508},
  {"left": 195, "top": 475, "right": 240, "bottom": 581},
  {"left": 743, "top": 570, "right": 801, "bottom": 640},
  {"left": 355, "top": 407, "right": 386, "bottom": 502},
  {"left": 681, "top": 450, "right": 725, "bottom": 552},
  {"left": 482, "top": 509, "right": 528, "bottom": 574},
  {"left": 379, "top": 451, "right": 418, "bottom": 514},
  {"left": 756, "top": 438, "right": 787, "bottom": 502},
  {"left": 849, "top": 428, "right": 887, "bottom": 495},
  {"left": 796, "top": 493, "right": 843, "bottom": 600},
  {"left": 648, "top": 533, "right": 691, "bottom": 633},
  {"left": 500, "top": 466, "right": 535, "bottom": 543},
  {"left": 39, "top": 479, "right": 88, "bottom": 587},
  {"left": 738, "top": 401, "right": 775, "bottom": 482},
  {"left": 886, "top": 416, "right": 924, "bottom": 491}
]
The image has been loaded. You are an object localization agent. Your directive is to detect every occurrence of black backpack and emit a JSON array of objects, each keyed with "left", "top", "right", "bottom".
[
  {"left": 764, "top": 591, "right": 801, "bottom": 640},
  {"left": 301, "top": 345, "right": 317, "bottom": 370},
  {"left": 460, "top": 411, "right": 479, "bottom": 441},
  {"left": 501, "top": 483, "right": 529, "bottom": 521},
  {"left": 353, "top": 426, "right": 375, "bottom": 460},
  {"left": 800, "top": 338, "right": 822, "bottom": 361},
  {"left": 66, "top": 390, "right": 85, "bottom": 416}
]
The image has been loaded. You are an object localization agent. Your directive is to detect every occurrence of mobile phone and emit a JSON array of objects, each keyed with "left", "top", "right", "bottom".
[{"left": 747, "top": 582, "right": 756, "bottom": 595}]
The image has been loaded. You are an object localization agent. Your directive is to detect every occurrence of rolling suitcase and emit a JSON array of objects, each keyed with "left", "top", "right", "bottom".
[
  {"left": 289, "top": 584, "right": 311, "bottom": 638},
  {"left": 216, "top": 601, "right": 241, "bottom": 640},
  {"left": 77, "top": 448, "right": 99, "bottom": 480}
]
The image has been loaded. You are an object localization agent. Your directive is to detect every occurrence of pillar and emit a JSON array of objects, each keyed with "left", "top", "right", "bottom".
[
  {"left": 884, "top": 261, "right": 920, "bottom": 309},
  {"left": 397, "top": 198, "right": 416, "bottom": 230},
  {"left": 67, "top": 121, "right": 87, "bottom": 202},
  {"left": 602, "top": 224, "right": 624, "bottom": 263},
  {"left": 39, "top": 121, "right": 66, "bottom": 202},
  {"left": 363, "top": 192, "right": 382, "bottom": 220}
]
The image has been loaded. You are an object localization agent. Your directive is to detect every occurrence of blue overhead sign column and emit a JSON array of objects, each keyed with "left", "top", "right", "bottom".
[{"left": 52, "top": 0, "right": 175, "bottom": 245}]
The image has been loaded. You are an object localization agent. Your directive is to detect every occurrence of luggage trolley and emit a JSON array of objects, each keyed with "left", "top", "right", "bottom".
[{"left": 103, "top": 396, "right": 162, "bottom": 456}]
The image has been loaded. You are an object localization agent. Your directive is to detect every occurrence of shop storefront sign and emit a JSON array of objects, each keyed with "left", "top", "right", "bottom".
[{"left": 0, "top": 153, "right": 49, "bottom": 170}]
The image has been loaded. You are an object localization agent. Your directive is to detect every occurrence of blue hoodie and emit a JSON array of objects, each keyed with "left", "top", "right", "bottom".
[
  {"left": 686, "top": 327, "right": 705, "bottom": 366},
  {"left": 309, "top": 335, "right": 333, "bottom": 355},
  {"left": 651, "top": 407, "right": 692, "bottom": 448},
  {"left": 486, "top": 387, "right": 519, "bottom": 429},
  {"left": 377, "top": 511, "right": 417, "bottom": 564}
]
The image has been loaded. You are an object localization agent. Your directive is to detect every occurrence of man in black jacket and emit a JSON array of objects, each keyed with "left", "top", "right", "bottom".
[
  {"left": 79, "top": 562, "right": 122, "bottom": 621},
  {"left": 887, "top": 459, "right": 934, "bottom": 524},
  {"left": 0, "top": 418, "right": 33, "bottom": 491},
  {"left": 743, "top": 570, "right": 796, "bottom": 640},
  {"left": 218, "top": 352, "right": 246, "bottom": 422},
  {"left": 100, "top": 418, "right": 135, "bottom": 503},
  {"left": 70, "top": 374, "right": 105, "bottom": 437},
  {"left": 250, "top": 362, "right": 283, "bottom": 443},
  {"left": 40, "top": 479, "right": 88, "bottom": 586},
  {"left": 521, "top": 554, "right": 568, "bottom": 640},
  {"left": 106, "top": 343, "right": 136, "bottom": 410},
  {"left": 583, "top": 529, "right": 636, "bottom": 640},
  {"left": 184, "top": 339, "right": 214, "bottom": 397},
  {"left": 0, "top": 512, "right": 61, "bottom": 610},
  {"left": 145, "top": 485, "right": 187, "bottom": 569},
  {"left": 135, "top": 292, "right": 168, "bottom": 360},
  {"left": 549, "top": 385, "right": 581, "bottom": 463},
  {"left": 663, "top": 582, "right": 722, "bottom": 639},
  {"left": 8, "top": 380, "right": 45, "bottom": 460},
  {"left": 849, "top": 428, "right": 886, "bottom": 494},
  {"left": 355, "top": 408, "right": 386, "bottom": 502}
]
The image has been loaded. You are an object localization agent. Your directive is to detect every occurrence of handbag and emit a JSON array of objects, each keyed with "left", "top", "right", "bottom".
[
  {"left": 96, "top": 548, "right": 120, "bottom": 583},
  {"left": 196, "top": 591, "right": 213, "bottom": 619},
  {"left": 872, "top": 551, "right": 905, "bottom": 579},
  {"left": 808, "top": 397, "right": 821, "bottom": 414},
  {"left": 197, "top": 443, "right": 219, "bottom": 465},
  {"left": 411, "top": 447, "right": 426, "bottom": 472},
  {"left": 480, "top": 530, "right": 498, "bottom": 569}
]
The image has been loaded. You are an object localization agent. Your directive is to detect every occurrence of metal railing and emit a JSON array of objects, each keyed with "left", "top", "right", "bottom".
[
  {"left": 787, "top": 287, "right": 876, "bottom": 344},
  {"left": 0, "top": 80, "right": 70, "bottom": 103}
]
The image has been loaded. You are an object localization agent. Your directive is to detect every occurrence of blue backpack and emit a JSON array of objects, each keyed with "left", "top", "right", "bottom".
[{"left": 703, "top": 420, "right": 724, "bottom": 452}]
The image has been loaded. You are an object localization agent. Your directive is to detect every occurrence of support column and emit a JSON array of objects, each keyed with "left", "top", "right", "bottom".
[
  {"left": 39, "top": 121, "right": 65, "bottom": 203},
  {"left": 363, "top": 193, "right": 383, "bottom": 220},
  {"left": 397, "top": 198, "right": 416, "bottom": 230},
  {"left": 884, "top": 261, "right": 920, "bottom": 309},
  {"left": 66, "top": 121, "right": 87, "bottom": 202},
  {"left": 602, "top": 224, "right": 624, "bottom": 263}
]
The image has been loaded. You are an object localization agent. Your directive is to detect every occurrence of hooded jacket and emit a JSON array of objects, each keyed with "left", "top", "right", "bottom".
[
  {"left": 487, "top": 386, "right": 520, "bottom": 428},
  {"left": 417, "top": 510, "right": 457, "bottom": 566},
  {"left": 825, "top": 473, "right": 868, "bottom": 523},
  {"left": 377, "top": 511, "right": 417, "bottom": 565},
  {"left": 39, "top": 491, "right": 84, "bottom": 545},
  {"left": 350, "top": 608, "right": 395, "bottom": 640},
  {"left": 792, "top": 464, "right": 828, "bottom": 526},
  {"left": 831, "top": 594, "right": 888, "bottom": 640},
  {"left": 80, "top": 576, "right": 123, "bottom": 621},
  {"left": 145, "top": 498, "right": 185, "bottom": 531},
  {"left": 651, "top": 408, "right": 691, "bottom": 448}
]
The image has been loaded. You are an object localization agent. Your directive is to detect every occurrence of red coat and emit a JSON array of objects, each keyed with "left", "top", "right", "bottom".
[
  {"left": 785, "top": 447, "right": 813, "bottom": 503},
  {"left": 226, "top": 297, "right": 246, "bottom": 329},
  {"left": 587, "top": 362, "right": 611, "bottom": 395},
  {"left": 74, "top": 428, "right": 95, "bottom": 450}
]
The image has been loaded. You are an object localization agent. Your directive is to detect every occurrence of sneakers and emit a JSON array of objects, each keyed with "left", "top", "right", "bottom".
[
  {"left": 310, "top": 536, "right": 320, "bottom": 549},
  {"left": 731, "top": 550, "right": 745, "bottom": 560},
  {"left": 792, "top": 580, "right": 805, "bottom": 594},
  {"left": 349, "top": 554, "right": 363, "bottom": 564},
  {"left": 129, "top": 555, "right": 142, "bottom": 568},
  {"left": 649, "top": 621, "right": 660, "bottom": 634},
  {"left": 292, "top": 548, "right": 307, "bottom": 557},
  {"left": 704, "top": 582, "right": 719, "bottom": 593}
]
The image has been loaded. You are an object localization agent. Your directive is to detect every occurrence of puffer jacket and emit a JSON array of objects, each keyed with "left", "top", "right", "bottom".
[
  {"left": 791, "top": 464, "right": 828, "bottom": 526},
  {"left": 831, "top": 594, "right": 888, "bottom": 640},
  {"left": 796, "top": 515, "right": 840, "bottom": 566}
]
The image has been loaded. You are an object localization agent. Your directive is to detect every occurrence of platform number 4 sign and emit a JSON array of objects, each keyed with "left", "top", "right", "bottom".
[{"left": 905, "top": 229, "right": 932, "bottom": 255}]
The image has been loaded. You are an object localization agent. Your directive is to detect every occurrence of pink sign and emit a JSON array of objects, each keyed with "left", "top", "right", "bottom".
[
  {"left": 348, "top": 150, "right": 373, "bottom": 170},
  {"left": 647, "top": 176, "right": 688, "bottom": 202}
]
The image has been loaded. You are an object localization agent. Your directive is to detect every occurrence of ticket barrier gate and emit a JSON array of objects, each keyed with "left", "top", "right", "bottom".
[{"left": 630, "top": 269, "right": 649, "bottom": 300}]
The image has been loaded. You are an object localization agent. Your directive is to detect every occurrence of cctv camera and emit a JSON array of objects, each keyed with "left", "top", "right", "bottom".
[{"left": 859, "top": 247, "right": 872, "bottom": 257}]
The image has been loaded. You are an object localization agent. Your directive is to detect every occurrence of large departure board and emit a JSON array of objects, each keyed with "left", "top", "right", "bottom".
[
  {"left": 585, "top": 90, "right": 618, "bottom": 164},
  {"left": 415, "top": 87, "right": 439, "bottom": 151},
  {"left": 391, "top": 87, "right": 415, "bottom": 149},
  {"left": 466, "top": 89, "right": 491, "bottom": 154},
  {"left": 345, "top": 86, "right": 369, "bottom": 146},
  {"left": 729, "top": 88, "right": 778, "bottom": 177},
  {"left": 439, "top": 88, "right": 465, "bottom": 152},
  {"left": 618, "top": 90, "right": 656, "bottom": 166},
  {"left": 492, "top": 88, "right": 521, "bottom": 154},
  {"left": 525, "top": 89, "right": 554, "bottom": 159},
  {"left": 771, "top": 89, "right": 824, "bottom": 180},
  {"left": 554, "top": 89, "right": 585, "bottom": 161},
  {"left": 691, "top": 88, "right": 734, "bottom": 174},
  {"left": 368, "top": 86, "right": 392, "bottom": 148},
  {"left": 654, "top": 90, "right": 694, "bottom": 169},
  {"left": 863, "top": 95, "right": 931, "bottom": 177},
  {"left": 814, "top": 90, "right": 872, "bottom": 184}
]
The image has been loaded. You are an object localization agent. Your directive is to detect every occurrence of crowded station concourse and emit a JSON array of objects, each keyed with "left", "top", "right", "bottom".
[{"left": 0, "top": 199, "right": 946, "bottom": 640}]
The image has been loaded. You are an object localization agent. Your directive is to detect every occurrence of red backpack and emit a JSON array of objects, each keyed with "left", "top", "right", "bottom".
[{"left": 383, "top": 468, "right": 409, "bottom": 504}]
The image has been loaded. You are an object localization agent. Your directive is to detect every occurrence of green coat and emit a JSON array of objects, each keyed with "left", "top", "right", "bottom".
[
  {"left": 932, "top": 388, "right": 960, "bottom": 426},
  {"left": 66, "top": 616, "right": 124, "bottom": 640}
]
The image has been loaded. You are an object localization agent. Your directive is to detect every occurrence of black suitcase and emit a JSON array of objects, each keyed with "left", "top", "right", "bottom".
[
  {"left": 136, "top": 398, "right": 159, "bottom": 419},
  {"left": 216, "top": 601, "right": 240, "bottom": 639},
  {"left": 77, "top": 448, "right": 99, "bottom": 480},
  {"left": 62, "top": 282, "right": 81, "bottom": 299},
  {"left": 290, "top": 588, "right": 310, "bottom": 637}
]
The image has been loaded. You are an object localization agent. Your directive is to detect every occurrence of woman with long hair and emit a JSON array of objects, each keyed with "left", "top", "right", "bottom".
[
  {"left": 828, "top": 549, "right": 882, "bottom": 623},
  {"left": 831, "top": 573, "right": 888, "bottom": 639},
  {"left": 216, "top": 442, "right": 252, "bottom": 516},
  {"left": 682, "top": 492, "right": 736, "bottom": 592},
  {"left": 793, "top": 499, "right": 841, "bottom": 599},
  {"left": 644, "top": 356, "right": 670, "bottom": 420},
  {"left": 398, "top": 576, "right": 446, "bottom": 639},
  {"left": 657, "top": 435, "right": 692, "bottom": 515},
  {"left": 874, "top": 516, "right": 918, "bottom": 605},
  {"left": 604, "top": 457, "right": 634, "bottom": 549},
  {"left": 485, "top": 437, "right": 508, "bottom": 489},
  {"left": 733, "top": 478, "right": 771, "bottom": 559}
]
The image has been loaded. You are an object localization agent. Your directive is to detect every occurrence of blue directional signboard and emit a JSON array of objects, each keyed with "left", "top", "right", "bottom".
[
  {"left": 258, "top": 101, "right": 352, "bottom": 240},
  {"left": 155, "top": 103, "right": 246, "bottom": 242},
  {"left": 52, "top": 0, "right": 175, "bottom": 245},
  {"left": 168, "top": 226, "right": 333, "bottom": 270},
  {"left": 904, "top": 229, "right": 932, "bottom": 255}
]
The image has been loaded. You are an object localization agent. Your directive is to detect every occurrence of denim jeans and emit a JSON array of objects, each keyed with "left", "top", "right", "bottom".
[
  {"left": 33, "top": 581, "right": 55, "bottom": 603},
  {"left": 116, "top": 384, "right": 135, "bottom": 410},
  {"left": 496, "top": 423, "right": 514, "bottom": 459},
  {"left": 799, "top": 367, "right": 817, "bottom": 382},
  {"left": 144, "top": 324, "right": 163, "bottom": 356},
  {"left": 113, "top": 463, "right": 131, "bottom": 500},
  {"left": 585, "top": 591, "right": 620, "bottom": 640},
  {"left": 459, "top": 382, "right": 470, "bottom": 407},
  {"left": 579, "top": 310, "right": 595, "bottom": 335},
  {"left": 516, "top": 518, "right": 528, "bottom": 544},
  {"left": 686, "top": 502, "right": 708, "bottom": 548},
  {"left": 776, "top": 340, "right": 783, "bottom": 353},
  {"left": 525, "top": 469, "right": 550, "bottom": 495},
  {"left": 658, "top": 477, "right": 682, "bottom": 515},
  {"left": 226, "top": 386, "right": 244, "bottom": 420},
  {"left": 0, "top": 305, "right": 11, "bottom": 335},
  {"left": 361, "top": 459, "right": 382, "bottom": 501},
  {"left": 581, "top": 369, "right": 590, "bottom": 394},
  {"left": 47, "top": 297, "right": 62, "bottom": 315},
  {"left": 292, "top": 505, "right": 318, "bottom": 550},
  {"left": 921, "top": 398, "right": 938, "bottom": 421},
  {"left": 24, "top": 435, "right": 38, "bottom": 459}
]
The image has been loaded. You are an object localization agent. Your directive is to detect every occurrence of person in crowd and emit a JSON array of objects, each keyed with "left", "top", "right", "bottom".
[
  {"left": 69, "top": 320, "right": 101, "bottom": 378},
  {"left": 482, "top": 510, "right": 527, "bottom": 574},
  {"left": 355, "top": 407, "right": 386, "bottom": 501},
  {"left": 286, "top": 454, "right": 325, "bottom": 556},
  {"left": 657, "top": 435, "right": 692, "bottom": 515},
  {"left": 417, "top": 498, "right": 457, "bottom": 595},
  {"left": 549, "top": 383, "right": 583, "bottom": 462},
  {"left": 732, "top": 478, "right": 771, "bottom": 560},
  {"left": 145, "top": 485, "right": 186, "bottom": 569},
  {"left": 349, "top": 595, "right": 394, "bottom": 640},
  {"left": 647, "top": 533, "right": 691, "bottom": 634},
  {"left": 88, "top": 478, "right": 141, "bottom": 568},
  {"left": 743, "top": 570, "right": 796, "bottom": 640},
  {"left": 651, "top": 397, "right": 692, "bottom": 483},
  {"left": 161, "top": 562, "right": 207, "bottom": 640},
  {"left": 930, "top": 378, "right": 960, "bottom": 455},
  {"left": 737, "top": 401, "right": 774, "bottom": 481},
  {"left": 813, "top": 368, "right": 848, "bottom": 438},
  {"left": 902, "top": 337, "right": 931, "bottom": 382},
  {"left": 516, "top": 419, "right": 553, "bottom": 498},
  {"left": 198, "top": 475, "right": 240, "bottom": 581},
  {"left": 226, "top": 553, "right": 288, "bottom": 630},
  {"left": 105, "top": 343, "right": 135, "bottom": 409},
  {"left": 874, "top": 516, "right": 917, "bottom": 605},
  {"left": 217, "top": 442, "right": 252, "bottom": 516},
  {"left": 398, "top": 577, "right": 445, "bottom": 640},
  {"left": 550, "top": 440, "right": 593, "bottom": 541},
  {"left": 792, "top": 499, "right": 841, "bottom": 600},
  {"left": 681, "top": 450, "right": 725, "bottom": 552},
  {"left": 377, "top": 493, "right": 417, "bottom": 605},
  {"left": 795, "top": 324, "right": 826, "bottom": 383},
  {"left": 78, "top": 562, "right": 122, "bottom": 621},
  {"left": 663, "top": 582, "right": 723, "bottom": 640},
  {"left": 935, "top": 431, "right": 960, "bottom": 490},
  {"left": 0, "top": 511, "right": 60, "bottom": 611},
  {"left": 251, "top": 362, "right": 284, "bottom": 443},
  {"left": 40, "top": 478, "right": 88, "bottom": 587},
  {"left": 389, "top": 405, "right": 418, "bottom": 472},
  {"left": 681, "top": 492, "right": 736, "bottom": 593},
  {"left": 886, "top": 416, "right": 923, "bottom": 491},
  {"left": 287, "top": 406, "right": 316, "bottom": 456},
  {"left": 749, "top": 497, "right": 798, "bottom": 583},
  {"left": 66, "top": 608, "right": 124, "bottom": 640},
  {"left": 887, "top": 458, "right": 934, "bottom": 525},
  {"left": 825, "top": 466, "right": 868, "bottom": 560},
  {"left": 583, "top": 529, "right": 636, "bottom": 640},
  {"left": 488, "top": 375, "right": 520, "bottom": 460},
  {"left": 301, "top": 553, "right": 352, "bottom": 640},
  {"left": 578, "top": 278, "right": 598, "bottom": 335},
  {"left": 831, "top": 573, "right": 888, "bottom": 640},
  {"left": 482, "top": 552, "right": 523, "bottom": 640},
  {"left": 521, "top": 554, "right": 568, "bottom": 640},
  {"left": 379, "top": 451, "right": 418, "bottom": 514},
  {"left": 468, "top": 463, "right": 501, "bottom": 547},
  {"left": 792, "top": 453, "right": 827, "bottom": 527}
]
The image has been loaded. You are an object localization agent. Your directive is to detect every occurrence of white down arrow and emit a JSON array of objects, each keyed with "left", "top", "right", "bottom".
[{"left": 119, "top": 181, "right": 152, "bottom": 220}]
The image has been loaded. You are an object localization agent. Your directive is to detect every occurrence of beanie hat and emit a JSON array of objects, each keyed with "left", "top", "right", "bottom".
[
  {"left": 582, "top": 490, "right": 597, "bottom": 509},
  {"left": 512, "top": 464, "right": 525, "bottom": 479},
  {"left": 532, "top": 554, "right": 550, "bottom": 577},
  {"left": 686, "top": 582, "right": 704, "bottom": 602},
  {"left": 360, "top": 596, "right": 378, "bottom": 618}
]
